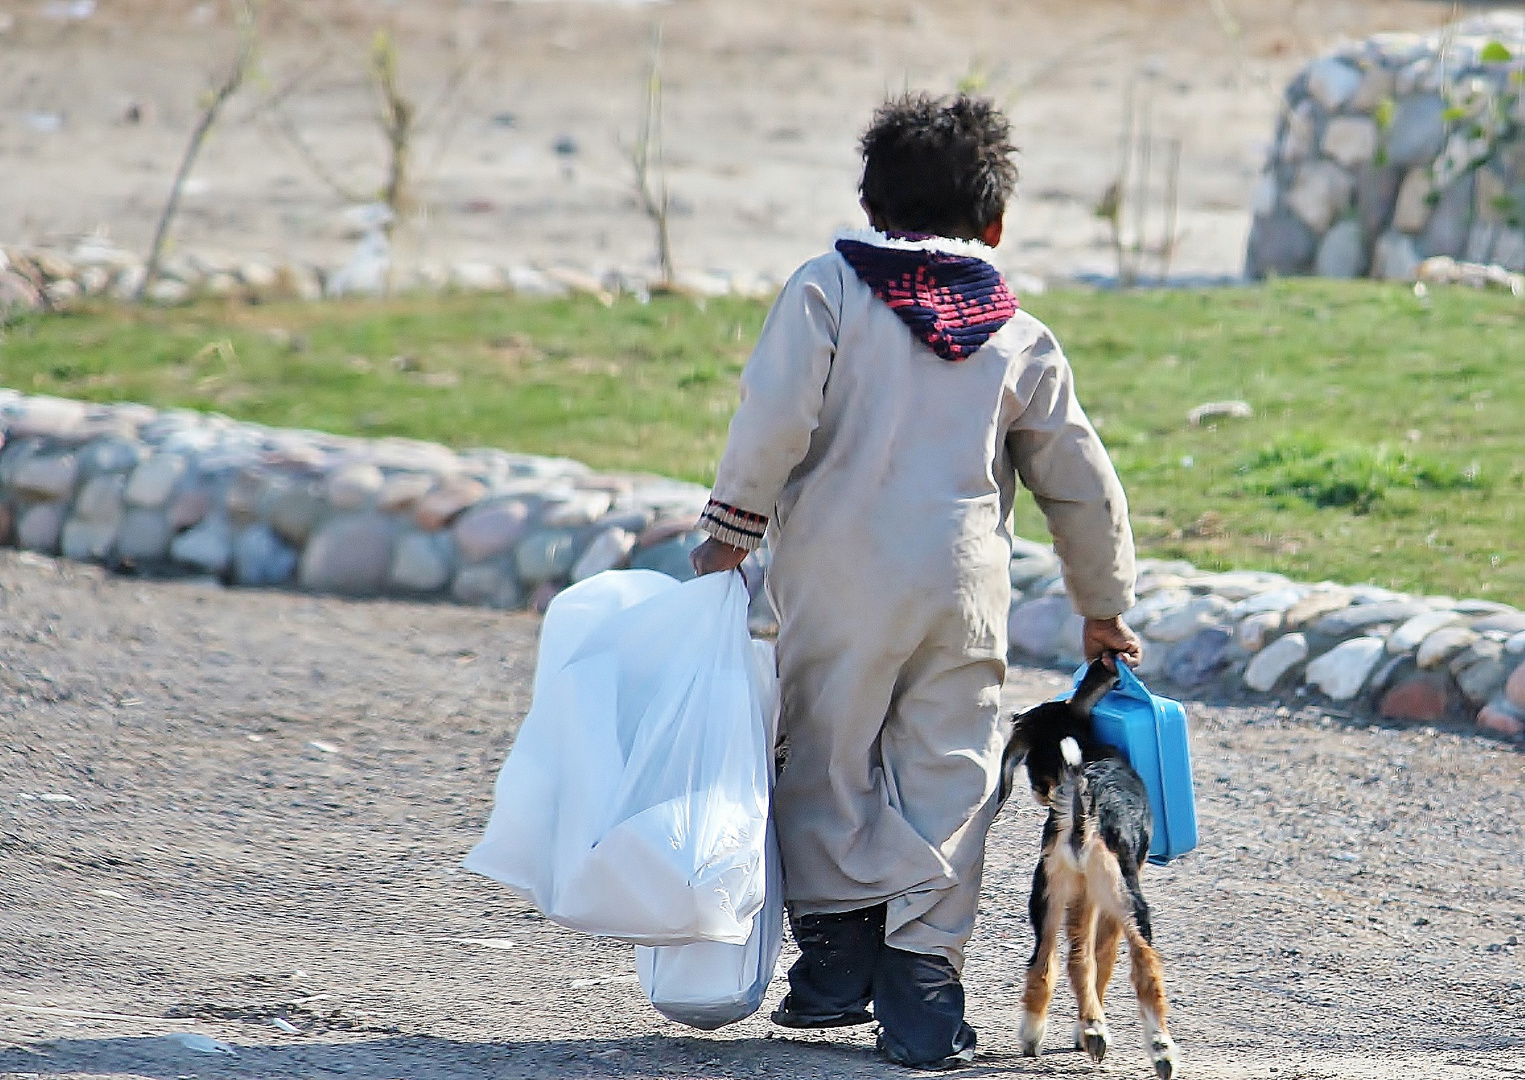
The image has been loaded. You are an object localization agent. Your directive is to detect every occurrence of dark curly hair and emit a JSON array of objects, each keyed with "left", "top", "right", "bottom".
[{"left": 858, "top": 93, "right": 1019, "bottom": 239}]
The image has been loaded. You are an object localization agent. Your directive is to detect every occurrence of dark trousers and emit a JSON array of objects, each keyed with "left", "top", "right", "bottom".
[{"left": 778, "top": 904, "right": 975, "bottom": 1067}]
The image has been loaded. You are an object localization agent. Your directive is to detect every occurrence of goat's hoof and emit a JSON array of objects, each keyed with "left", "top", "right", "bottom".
[
  {"left": 1150, "top": 1036, "right": 1179, "bottom": 1079},
  {"left": 1018, "top": 1012, "right": 1047, "bottom": 1058},
  {"left": 1073, "top": 1019, "right": 1109, "bottom": 1063}
]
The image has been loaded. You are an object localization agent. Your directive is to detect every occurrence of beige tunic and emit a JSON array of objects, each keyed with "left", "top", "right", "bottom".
[{"left": 702, "top": 247, "right": 1135, "bottom": 968}]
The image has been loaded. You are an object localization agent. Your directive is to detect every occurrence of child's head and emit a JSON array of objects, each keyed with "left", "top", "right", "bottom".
[{"left": 858, "top": 93, "right": 1018, "bottom": 243}]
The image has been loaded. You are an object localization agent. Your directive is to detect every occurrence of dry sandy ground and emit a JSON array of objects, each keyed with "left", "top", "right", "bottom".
[
  {"left": 2, "top": 548, "right": 1524, "bottom": 1079},
  {"left": 0, "top": 0, "right": 1501, "bottom": 285}
]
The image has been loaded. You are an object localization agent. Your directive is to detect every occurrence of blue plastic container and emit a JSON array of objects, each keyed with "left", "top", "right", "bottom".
[{"left": 1069, "top": 663, "right": 1198, "bottom": 864}]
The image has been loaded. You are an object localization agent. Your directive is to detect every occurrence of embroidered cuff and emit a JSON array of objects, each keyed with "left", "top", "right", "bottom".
[{"left": 699, "top": 499, "right": 769, "bottom": 551}]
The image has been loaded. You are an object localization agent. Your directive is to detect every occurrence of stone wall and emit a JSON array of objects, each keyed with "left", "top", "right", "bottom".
[
  {"left": 2, "top": 390, "right": 1521, "bottom": 742},
  {"left": 1247, "top": 13, "right": 1525, "bottom": 282},
  {"left": 0, "top": 390, "right": 766, "bottom": 625},
  {"left": 1008, "top": 539, "right": 1524, "bottom": 741}
]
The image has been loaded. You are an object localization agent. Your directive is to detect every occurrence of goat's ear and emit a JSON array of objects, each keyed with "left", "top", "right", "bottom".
[
  {"left": 996, "top": 725, "right": 1029, "bottom": 807},
  {"left": 1070, "top": 658, "right": 1119, "bottom": 716}
]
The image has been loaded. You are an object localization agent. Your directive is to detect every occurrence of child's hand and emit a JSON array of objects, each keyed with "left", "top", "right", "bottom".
[
  {"left": 1083, "top": 617, "right": 1142, "bottom": 668},
  {"left": 690, "top": 537, "right": 749, "bottom": 577}
]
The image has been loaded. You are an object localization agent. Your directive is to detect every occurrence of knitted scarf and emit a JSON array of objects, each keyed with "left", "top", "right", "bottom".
[{"left": 834, "top": 229, "right": 1018, "bottom": 362}]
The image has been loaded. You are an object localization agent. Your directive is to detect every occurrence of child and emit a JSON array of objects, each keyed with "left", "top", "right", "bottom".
[{"left": 690, "top": 94, "right": 1141, "bottom": 1070}]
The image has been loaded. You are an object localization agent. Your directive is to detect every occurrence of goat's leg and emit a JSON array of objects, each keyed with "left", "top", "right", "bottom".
[
  {"left": 1093, "top": 912, "right": 1124, "bottom": 1007},
  {"left": 1081, "top": 907, "right": 1125, "bottom": 1063},
  {"left": 1065, "top": 897, "right": 1109, "bottom": 1063},
  {"left": 1123, "top": 875, "right": 1179, "bottom": 1079},
  {"left": 1020, "top": 858, "right": 1064, "bottom": 1057}
]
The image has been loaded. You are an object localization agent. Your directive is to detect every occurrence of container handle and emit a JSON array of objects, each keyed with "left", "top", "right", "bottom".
[
  {"left": 1106, "top": 661, "right": 1176, "bottom": 862},
  {"left": 1112, "top": 660, "right": 1153, "bottom": 701}
]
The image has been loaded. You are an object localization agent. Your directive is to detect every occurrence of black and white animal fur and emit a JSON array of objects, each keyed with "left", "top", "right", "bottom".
[{"left": 998, "top": 659, "right": 1181, "bottom": 1078}]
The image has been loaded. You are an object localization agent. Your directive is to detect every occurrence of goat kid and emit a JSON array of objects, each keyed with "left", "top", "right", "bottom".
[{"left": 998, "top": 659, "right": 1180, "bottom": 1079}]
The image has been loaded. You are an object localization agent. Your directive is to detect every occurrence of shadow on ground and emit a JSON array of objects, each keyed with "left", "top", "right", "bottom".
[{"left": 6, "top": 1030, "right": 1522, "bottom": 1080}]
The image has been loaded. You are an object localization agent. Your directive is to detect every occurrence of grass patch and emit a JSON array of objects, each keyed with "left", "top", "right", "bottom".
[
  {"left": 1234, "top": 437, "right": 1485, "bottom": 514},
  {"left": 0, "top": 293, "right": 768, "bottom": 482},
  {"left": 0, "top": 279, "right": 1520, "bottom": 602}
]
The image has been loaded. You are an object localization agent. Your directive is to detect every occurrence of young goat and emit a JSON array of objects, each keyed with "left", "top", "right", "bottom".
[{"left": 998, "top": 659, "right": 1180, "bottom": 1078}]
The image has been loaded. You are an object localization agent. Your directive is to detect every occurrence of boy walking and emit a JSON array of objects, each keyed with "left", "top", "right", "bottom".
[{"left": 690, "top": 94, "right": 1140, "bottom": 1070}]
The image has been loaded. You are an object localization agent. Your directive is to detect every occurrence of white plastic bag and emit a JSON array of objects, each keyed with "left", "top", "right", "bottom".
[
  {"left": 636, "top": 827, "right": 784, "bottom": 1029},
  {"left": 635, "top": 639, "right": 785, "bottom": 1030},
  {"left": 463, "top": 569, "right": 773, "bottom": 947}
]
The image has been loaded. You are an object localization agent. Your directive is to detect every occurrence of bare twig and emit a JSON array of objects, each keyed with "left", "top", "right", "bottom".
[
  {"left": 138, "top": 0, "right": 258, "bottom": 299},
  {"left": 1206, "top": 0, "right": 1251, "bottom": 89},
  {"left": 1108, "top": 76, "right": 1140, "bottom": 287},
  {"left": 419, "top": 49, "right": 479, "bottom": 134},
  {"left": 240, "top": 38, "right": 366, "bottom": 203},
  {"left": 1098, "top": 77, "right": 1185, "bottom": 285},
  {"left": 419, "top": 50, "right": 486, "bottom": 183},
  {"left": 371, "top": 30, "right": 416, "bottom": 224},
  {"left": 262, "top": 105, "right": 371, "bottom": 204},
  {"left": 627, "top": 25, "right": 675, "bottom": 286},
  {"left": 252, "top": 11, "right": 485, "bottom": 285},
  {"left": 1095, "top": 176, "right": 1124, "bottom": 281},
  {"left": 1159, "top": 137, "right": 1183, "bottom": 280},
  {"left": 1132, "top": 75, "right": 1155, "bottom": 283},
  {"left": 256, "top": 38, "right": 465, "bottom": 214},
  {"left": 237, "top": 48, "right": 333, "bottom": 124}
]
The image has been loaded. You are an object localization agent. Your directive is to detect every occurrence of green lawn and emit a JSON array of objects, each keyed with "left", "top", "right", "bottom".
[{"left": 1, "top": 280, "right": 1520, "bottom": 603}]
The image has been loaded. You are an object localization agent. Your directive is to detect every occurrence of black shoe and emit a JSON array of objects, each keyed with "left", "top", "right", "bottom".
[
  {"left": 770, "top": 995, "right": 875, "bottom": 1029},
  {"left": 876, "top": 1024, "right": 977, "bottom": 1071},
  {"left": 777, "top": 905, "right": 886, "bottom": 1027}
]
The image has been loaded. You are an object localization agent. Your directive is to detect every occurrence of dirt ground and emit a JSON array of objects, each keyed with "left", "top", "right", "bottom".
[
  {"left": 2, "top": 549, "right": 1524, "bottom": 1080},
  {"left": 0, "top": 0, "right": 1501, "bottom": 285}
]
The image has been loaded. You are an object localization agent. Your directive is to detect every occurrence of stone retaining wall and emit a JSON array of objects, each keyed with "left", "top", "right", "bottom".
[
  {"left": 1008, "top": 539, "right": 1524, "bottom": 740},
  {"left": 0, "top": 390, "right": 755, "bottom": 622},
  {"left": 1247, "top": 13, "right": 1525, "bottom": 282},
  {"left": 2, "top": 390, "right": 1521, "bottom": 742}
]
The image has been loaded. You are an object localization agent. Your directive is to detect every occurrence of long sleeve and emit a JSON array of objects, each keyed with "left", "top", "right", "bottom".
[
  {"left": 1007, "top": 334, "right": 1136, "bottom": 619},
  {"left": 700, "top": 261, "right": 841, "bottom": 550}
]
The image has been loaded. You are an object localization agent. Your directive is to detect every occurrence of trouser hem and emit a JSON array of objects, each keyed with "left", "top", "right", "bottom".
[{"left": 780, "top": 906, "right": 973, "bottom": 1066}]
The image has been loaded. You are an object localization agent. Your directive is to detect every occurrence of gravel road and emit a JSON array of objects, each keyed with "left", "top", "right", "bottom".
[{"left": 2, "top": 549, "right": 1523, "bottom": 1079}]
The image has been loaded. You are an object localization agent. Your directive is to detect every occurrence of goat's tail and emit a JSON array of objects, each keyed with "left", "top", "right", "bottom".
[{"left": 1061, "top": 737, "right": 1087, "bottom": 857}]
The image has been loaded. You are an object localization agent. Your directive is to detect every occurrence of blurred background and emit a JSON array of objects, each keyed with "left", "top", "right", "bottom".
[{"left": 0, "top": 0, "right": 1497, "bottom": 287}]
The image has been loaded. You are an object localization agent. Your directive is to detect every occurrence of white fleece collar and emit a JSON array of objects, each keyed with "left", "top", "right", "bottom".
[{"left": 832, "top": 227, "right": 998, "bottom": 261}]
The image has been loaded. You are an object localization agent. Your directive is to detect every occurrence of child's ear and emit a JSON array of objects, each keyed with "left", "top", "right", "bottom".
[{"left": 980, "top": 215, "right": 1004, "bottom": 248}]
